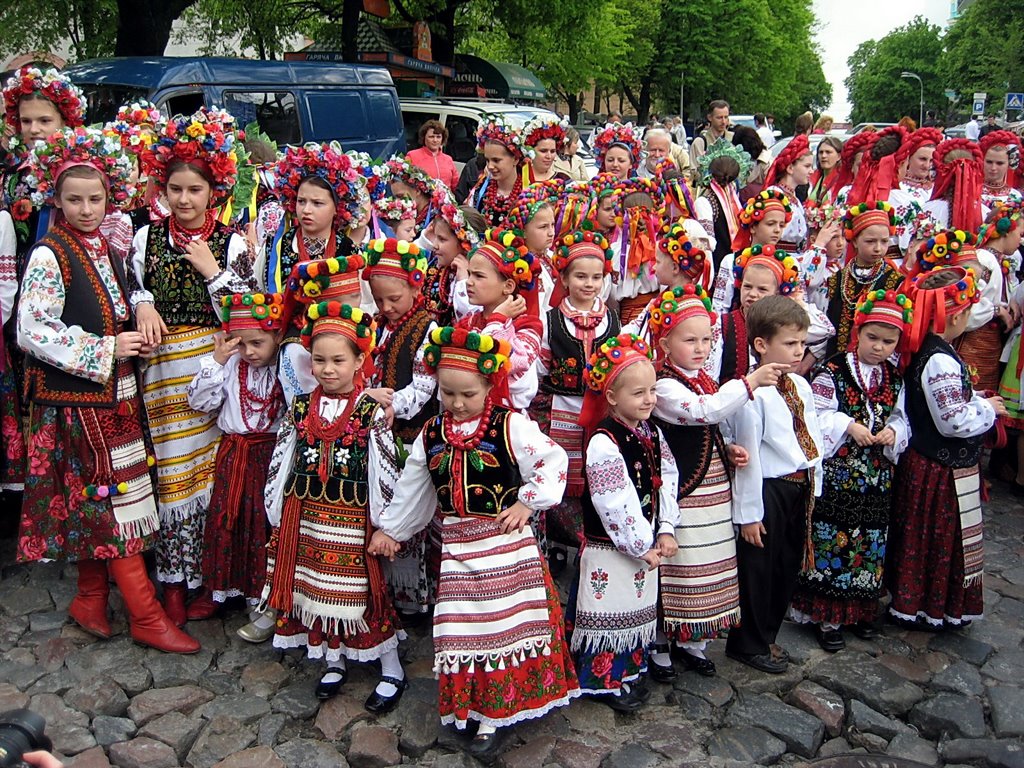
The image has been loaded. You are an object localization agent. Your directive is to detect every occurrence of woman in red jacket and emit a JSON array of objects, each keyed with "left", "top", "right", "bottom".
[{"left": 406, "top": 120, "right": 459, "bottom": 191}]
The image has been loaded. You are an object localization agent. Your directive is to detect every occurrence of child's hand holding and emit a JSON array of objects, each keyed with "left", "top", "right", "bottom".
[
  {"left": 988, "top": 395, "right": 1008, "bottom": 418},
  {"left": 640, "top": 548, "right": 661, "bottom": 571},
  {"left": 846, "top": 421, "right": 875, "bottom": 447},
  {"left": 813, "top": 220, "right": 842, "bottom": 249},
  {"left": 212, "top": 333, "right": 241, "bottom": 365},
  {"left": 874, "top": 426, "right": 896, "bottom": 446},
  {"left": 726, "top": 444, "right": 750, "bottom": 468},
  {"left": 365, "top": 387, "right": 395, "bottom": 407},
  {"left": 740, "top": 521, "right": 766, "bottom": 548},
  {"left": 496, "top": 501, "right": 534, "bottom": 534},
  {"left": 747, "top": 362, "right": 787, "bottom": 390},
  {"left": 135, "top": 303, "right": 168, "bottom": 346},
  {"left": 183, "top": 240, "right": 220, "bottom": 279},
  {"left": 657, "top": 533, "right": 678, "bottom": 559},
  {"left": 115, "top": 331, "right": 146, "bottom": 358},
  {"left": 368, "top": 530, "right": 400, "bottom": 560}
]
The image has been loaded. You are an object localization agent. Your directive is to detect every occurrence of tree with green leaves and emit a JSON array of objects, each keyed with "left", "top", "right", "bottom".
[
  {"left": 0, "top": 0, "right": 117, "bottom": 61},
  {"left": 942, "top": 0, "right": 1024, "bottom": 115},
  {"left": 844, "top": 16, "right": 944, "bottom": 125}
]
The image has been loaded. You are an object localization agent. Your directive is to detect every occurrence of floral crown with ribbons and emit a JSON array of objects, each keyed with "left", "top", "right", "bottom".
[
  {"left": 362, "top": 237, "right": 427, "bottom": 286},
  {"left": 593, "top": 123, "right": 642, "bottom": 170},
  {"left": 293, "top": 253, "right": 367, "bottom": 304},
  {"left": 346, "top": 151, "right": 387, "bottom": 203},
  {"left": 220, "top": 292, "right": 285, "bottom": 332},
  {"left": 805, "top": 201, "right": 845, "bottom": 231},
  {"left": 382, "top": 154, "right": 435, "bottom": 198},
  {"left": 553, "top": 226, "right": 614, "bottom": 275},
  {"left": 658, "top": 218, "right": 712, "bottom": 288},
  {"left": 273, "top": 141, "right": 365, "bottom": 227},
  {"left": 739, "top": 189, "right": 793, "bottom": 228},
  {"left": 104, "top": 100, "right": 165, "bottom": 155},
  {"left": 373, "top": 196, "right": 417, "bottom": 222},
  {"left": 905, "top": 266, "right": 978, "bottom": 354},
  {"left": 473, "top": 229, "right": 540, "bottom": 291},
  {"left": 733, "top": 243, "right": 801, "bottom": 296},
  {"left": 614, "top": 176, "right": 666, "bottom": 218},
  {"left": 553, "top": 180, "right": 592, "bottom": 238},
  {"left": 584, "top": 332, "right": 653, "bottom": 393},
  {"left": 476, "top": 113, "right": 529, "bottom": 162},
  {"left": 422, "top": 326, "right": 512, "bottom": 379},
  {"left": 431, "top": 185, "right": 480, "bottom": 253},
  {"left": 301, "top": 301, "right": 375, "bottom": 353},
  {"left": 842, "top": 201, "right": 896, "bottom": 241},
  {"left": 648, "top": 284, "right": 717, "bottom": 345},
  {"left": 24, "top": 126, "right": 135, "bottom": 210},
  {"left": 979, "top": 199, "right": 1023, "bottom": 247},
  {"left": 522, "top": 115, "right": 568, "bottom": 150},
  {"left": 144, "top": 106, "right": 245, "bottom": 199},
  {"left": 913, "top": 228, "right": 979, "bottom": 274},
  {"left": 586, "top": 172, "right": 625, "bottom": 219},
  {"left": 3, "top": 65, "right": 86, "bottom": 134},
  {"left": 506, "top": 183, "right": 560, "bottom": 231}
]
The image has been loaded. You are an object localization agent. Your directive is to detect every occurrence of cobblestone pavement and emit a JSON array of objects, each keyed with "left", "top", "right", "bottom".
[{"left": 0, "top": 487, "right": 1022, "bottom": 768}]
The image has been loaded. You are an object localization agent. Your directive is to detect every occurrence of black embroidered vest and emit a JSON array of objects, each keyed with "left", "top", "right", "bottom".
[
  {"left": 423, "top": 264, "right": 455, "bottom": 327},
  {"left": 541, "top": 307, "right": 620, "bottom": 396},
  {"left": 703, "top": 192, "right": 733, "bottom": 271},
  {"left": 581, "top": 417, "right": 662, "bottom": 546},
  {"left": 904, "top": 334, "right": 983, "bottom": 468},
  {"left": 719, "top": 309, "right": 749, "bottom": 384},
  {"left": 373, "top": 307, "right": 438, "bottom": 443},
  {"left": 286, "top": 393, "right": 378, "bottom": 506},
  {"left": 422, "top": 407, "right": 521, "bottom": 518},
  {"left": 142, "top": 219, "right": 233, "bottom": 327},
  {"left": 25, "top": 227, "right": 134, "bottom": 408},
  {"left": 825, "top": 264, "right": 903, "bottom": 357},
  {"left": 652, "top": 367, "right": 729, "bottom": 499}
]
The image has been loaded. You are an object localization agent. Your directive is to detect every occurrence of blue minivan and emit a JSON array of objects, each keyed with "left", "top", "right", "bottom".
[{"left": 62, "top": 57, "right": 405, "bottom": 158}]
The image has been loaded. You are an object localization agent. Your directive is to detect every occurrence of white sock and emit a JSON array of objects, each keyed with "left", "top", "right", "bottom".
[
  {"left": 822, "top": 622, "right": 841, "bottom": 631},
  {"left": 476, "top": 723, "right": 496, "bottom": 737},
  {"left": 375, "top": 648, "right": 404, "bottom": 696},
  {"left": 321, "top": 660, "right": 346, "bottom": 685},
  {"left": 678, "top": 641, "right": 707, "bottom": 659},
  {"left": 651, "top": 650, "right": 672, "bottom": 667}
]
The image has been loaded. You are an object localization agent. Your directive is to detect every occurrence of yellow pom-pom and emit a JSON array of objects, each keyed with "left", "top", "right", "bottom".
[
  {"left": 253, "top": 294, "right": 265, "bottom": 305},
  {"left": 396, "top": 241, "right": 409, "bottom": 255},
  {"left": 147, "top": 455, "right": 156, "bottom": 467},
  {"left": 116, "top": 482, "right": 129, "bottom": 494}
]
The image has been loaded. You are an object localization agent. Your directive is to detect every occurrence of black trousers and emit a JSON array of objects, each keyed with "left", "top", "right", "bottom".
[{"left": 726, "top": 477, "right": 809, "bottom": 657}]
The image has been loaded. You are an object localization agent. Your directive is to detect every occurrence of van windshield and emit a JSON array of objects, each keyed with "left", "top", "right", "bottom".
[{"left": 76, "top": 85, "right": 153, "bottom": 125}]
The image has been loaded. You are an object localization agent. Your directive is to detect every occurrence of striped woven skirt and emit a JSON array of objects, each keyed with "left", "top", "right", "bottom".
[{"left": 956, "top": 320, "right": 1004, "bottom": 393}]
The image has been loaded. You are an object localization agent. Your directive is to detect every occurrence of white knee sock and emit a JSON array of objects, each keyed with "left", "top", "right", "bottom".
[{"left": 375, "top": 648, "right": 404, "bottom": 696}]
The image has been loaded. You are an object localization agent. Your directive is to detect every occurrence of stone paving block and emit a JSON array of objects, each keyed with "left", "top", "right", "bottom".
[
  {"left": 941, "top": 738, "right": 1024, "bottom": 768},
  {"left": 887, "top": 732, "right": 940, "bottom": 764},
  {"left": 274, "top": 737, "right": 350, "bottom": 768},
  {"left": 929, "top": 631, "right": 995, "bottom": 666},
  {"left": 989, "top": 686, "right": 1024, "bottom": 738},
  {"left": 126, "top": 684, "right": 214, "bottom": 726},
  {"left": 910, "top": 692, "right": 987, "bottom": 739},
  {"left": 785, "top": 680, "right": 844, "bottom": 738},
  {"left": 706, "top": 726, "right": 787, "bottom": 765},
  {"left": 108, "top": 736, "right": 179, "bottom": 768},
  {"left": 212, "top": 746, "right": 286, "bottom": 768},
  {"left": 931, "top": 659, "right": 984, "bottom": 696},
  {"left": 348, "top": 724, "right": 402, "bottom": 768},
  {"left": 139, "top": 711, "right": 204, "bottom": 760},
  {"left": 92, "top": 715, "right": 138, "bottom": 746},
  {"left": 725, "top": 691, "right": 824, "bottom": 757},
  {"left": 65, "top": 675, "right": 129, "bottom": 718},
  {"left": 144, "top": 648, "right": 214, "bottom": 688},
  {"left": 809, "top": 651, "right": 925, "bottom": 716},
  {"left": 186, "top": 714, "right": 257, "bottom": 768}
]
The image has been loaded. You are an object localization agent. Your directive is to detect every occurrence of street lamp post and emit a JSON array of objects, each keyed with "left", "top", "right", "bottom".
[{"left": 901, "top": 71, "right": 924, "bottom": 127}]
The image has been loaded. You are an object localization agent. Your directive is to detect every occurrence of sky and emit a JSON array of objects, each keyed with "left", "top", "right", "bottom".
[{"left": 812, "top": 0, "right": 951, "bottom": 122}]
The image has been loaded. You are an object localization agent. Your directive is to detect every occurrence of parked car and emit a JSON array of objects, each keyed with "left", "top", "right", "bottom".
[
  {"left": 770, "top": 132, "right": 847, "bottom": 160},
  {"left": 63, "top": 57, "right": 405, "bottom": 158}
]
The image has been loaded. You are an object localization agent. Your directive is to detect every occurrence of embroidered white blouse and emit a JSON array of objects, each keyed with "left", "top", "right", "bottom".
[
  {"left": 918, "top": 352, "right": 996, "bottom": 439},
  {"left": 187, "top": 353, "right": 284, "bottom": 435},
  {"left": 0, "top": 211, "right": 16, "bottom": 327},
  {"left": 653, "top": 363, "right": 751, "bottom": 426}
]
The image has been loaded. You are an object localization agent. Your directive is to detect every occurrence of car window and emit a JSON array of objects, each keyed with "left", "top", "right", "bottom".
[
  {"left": 76, "top": 85, "right": 153, "bottom": 125},
  {"left": 165, "top": 91, "right": 206, "bottom": 119},
  {"left": 305, "top": 91, "right": 371, "bottom": 143},
  {"left": 403, "top": 110, "right": 440, "bottom": 150},
  {"left": 445, "top": 115, "right": 479, "bottom": 163},
  {"left": 223, "top": 91, "right": 301, "bottom": 145},
  {"left": 366, "top": 90, "right": 403, "bottom": 140}
]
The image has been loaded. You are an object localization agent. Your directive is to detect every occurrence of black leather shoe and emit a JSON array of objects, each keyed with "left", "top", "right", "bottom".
[
  {"left": 850, "top": 621, "right": 880, "bottom": 640},
  {"left": 675, "top": 648, "right": 717, "bottom": 677},
  {"left": 770, "top": 644, "right": 791, "bottom": 664},
  {"left": 466, "top": 728, "right": 504, "bottom": 762},
  {"left": 816, "top": 626, "right": 846, "bottom": 653},
  {"left": 648, "top": 645, "right": 677, "bottom": 682},
  {"left": 595, "top": 688, "right": 644, "bottom": 712},
  {"left": 315, "top": 667, "right": 347, "bottom": 700},
  {"left": 726, "top": 649, "right": 788, "bottom": 674},
  {"left": 364, "top": 675, "right": 409, "bottom": 714}
]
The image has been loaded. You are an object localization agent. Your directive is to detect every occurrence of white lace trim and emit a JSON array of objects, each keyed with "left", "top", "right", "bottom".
[
  {"left": 433, "top": 639, "right": 553, "bottom": 675},
  {"left": 440, "top": 688, "right": 581, "bottom": 730}
]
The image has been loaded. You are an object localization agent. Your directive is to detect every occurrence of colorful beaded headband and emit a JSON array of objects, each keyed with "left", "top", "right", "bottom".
[
  {"left": 905, "top": 266, "right": 978, "bottom": 354},
  {"left": 648, "top": 284, "right": 717, "bottom": 344},
  {"left": 584, "top": 333, "right": 653, "bottom": 393},
  {"left": 522, "top": 115, "right": 568, "bottom": 150},
  {"left": 274, "top": 141, "right": 365, "bottom": 227},
  {"left": 507, "top": 184, "right": 559, "bottom": 231},
  {"left": 733, "top": 243, "right": 801, "bottom": 296},
  {"left": 854, "top": 289, "right": 913, "bottom": 332},
  {"left": 23, "top": 126, "right": 135, "bottom": 210},
  {"left": 472, "top": 230, "right": 540, "bottom": 290},
  {"left": 3, "top": 65, "right": 85, "bottom": 133},
  {"left": 294, "top": 254, "right": 367, "bottom": 303},
  {"left": 593, "top": 123, "right": 642, "bottom": 171},
  {"left": 220, "top": 292, "right": 285, "bottom": 332},
  {"left": 615, "top": 176, "right": 666, "bottom": 217},
  {"left": 843, "top": 201, "right": 897, "bottom": 240},
  {"left": 144, "top": 106, "right": 243, "bottom": 197},
  {"left": 658, "top": 218, "right": 711, "bottom": 287},
  {"left": 302, "top": 301, "right": 375, "bottom": 353},
  {"left": 423, "top": 326, "right": 512, "bottom": 378},
  {"left": 362, "top": 237, "right": 427, "bottom": 286},
  {"left": 739, "top": 189, "right": 793, "bottom": 228},
  {"left": 476, "top": 113, "right": 529, "bottom": 162},
  {"left": 914, "top": 229, "right": 978, "bottom": 273},
  {"left": 553, "top": 227, "right": 614, "bottom": 275}
]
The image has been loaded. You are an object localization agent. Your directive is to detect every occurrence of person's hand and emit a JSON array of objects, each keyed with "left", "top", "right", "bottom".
[
  {"left": 657, "top": 532, "right": 678, "bottom": 559},
  {"left": 244, "top": 221, "right": 259, "bottom": 249},
  {"left": 746, "top": 362, "right": 787, "bottom": 390},
  {"left": 492, "top": 294, "right": 526, "bottom": 320},
  {"left": 813, "top": 220, "right": 841, "bottom": 249},
  {"left": 874, "top": 426, "right": 896, "bottom": 446},
  {"left": 997, "top": 306, "right": 1014, "bottom": 332},
  {"left": 364, "top": 387, "right": 395, "bottom": 407},
  {"left": 741, "top": 521, "right": 766, "bottom": 548},
  {"left": 368, "top": 530, "right": 400, "bottom": 560},
  {"left": 726, "top": 443, "right": 749, "bottom": 468},
  {"left": 452, "top": 253, "right": 470, "bottom": 281},
  {"left": 183, "top": 239, "right": 220, "bottom": 279},
  {"left": 139, "top": 342, "right": 159, "bottom": 360},
  {"left": 640, "top": 548, "right": 661, "bottom": 571},
  {"left": 135, "top": 303, "right": 168, "bottom": 346},
  {"left": 846, "top": 421, "right": 876, "bottom": 447},
  {"left": 988, "top": 395, "right": 1008, "bottom": 418},
  {"left": 115, "top": 331, "right": 146, "bottom": 358},
  {"left": 495, "top": 501, "right": 533, "bottom": 534},
  {"left": 23, "top": 752, "right": 64, "bottom": 768},
  {"left": 212, "top": 333, "right": 241, "bottom": 365},
  {"left": 384, "top": 405, "right": 395, "bottom": 428}
]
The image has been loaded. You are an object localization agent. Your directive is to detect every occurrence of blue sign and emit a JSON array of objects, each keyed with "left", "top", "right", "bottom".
[
  {"left": 1007, "top": 92, "right": 1024, "bottom": 111},
  {"left": 972, "top": 99, "right": 986, "bottom": 115}
]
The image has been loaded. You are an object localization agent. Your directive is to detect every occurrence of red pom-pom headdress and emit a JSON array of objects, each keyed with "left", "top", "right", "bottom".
[
  {"left": 301, "top": 300, "right": 375, "bottom": 353},
  {"left": 658, "top": 217, "right": 712, "bottom": 289},
  {"left": 273, "top": 141, "right": 365, "bottom": 227},
  {"left": 841, "top": 201, "right": 896, "bottom": 262},
  {"left": 763, "top": 133, "right": 811, "bottom": 190},
  {"left": 979, "top": 130, "right": 1022, "bottom": 189},
  {"left": 23, "top": 126, "right": 135, "bottom": 211},
  {"left": 593, "top": 123, "right": 642, "bottom": 172},
  {"left": 648, "top": 284, "right": 716, "bottom": 346},
  {"left": 733, "top": 243, "right": 801, "bottom": 296},
  {"left": 904, "top": 266, "right": 978, "bottom": 354},
  {"left": 579, "top": 332, "right": 653, "bottom": 429},
  {"left": 220, "top": 292, "right": 285, "bottom": 332},
  {"left": 422, "top": 325, "right": 512, "bottom": 379},
  {"left": 850, "top": 288, "right": 913, "bottom": 358},
  {"left": 362, "top": 237, "right": 427, "bottom": 286},
  {"left": 506, "top": 183, "right": 560, "bottom": 232},
  {"left": 979, "top": 199, "right": 1024, "bottom": 247},
  {"left": 553, "top": 226, "right": 614, "bottom": 275},
  {"left": 472, "top": 230, "right": 541, "bottom": 291},
  {"left": 930, "top": 139, "right": 984, "bottom": 232},
  {"left": 3, "top": 66, "right": 85, "bottom": 136},
  {"left": 911, "top": 228, "right": 979, "bottom": 274},
  {"left": 732, "top": 189, "right": 793, "bottom": 250}
]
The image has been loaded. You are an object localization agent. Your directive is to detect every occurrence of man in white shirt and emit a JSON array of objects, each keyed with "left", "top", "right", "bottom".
[
  {"left": 965, "top": 116, "right": 982, "bottom": 142},
  {"left": 755, "top": 113, "right": 776, "bottom": 148}
]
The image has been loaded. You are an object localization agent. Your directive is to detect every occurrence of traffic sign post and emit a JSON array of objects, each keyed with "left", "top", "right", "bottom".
[
  {"left": 1007, "top": 92, "right": 1024, "bottom": 111},
  {"left": 973, "top": 99, "right": 987, "bottom": 115}
]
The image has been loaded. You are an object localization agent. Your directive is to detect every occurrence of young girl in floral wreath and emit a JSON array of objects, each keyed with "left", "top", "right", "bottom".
[
  {"left": 791, "top": 290, "right": 911, "bottom": 651},
  {"left": 184, "top": 292, "right": 285, "bottom": 628},
  {"left": 383, "top": 155, "right": 437, "bottom": 231},
  {"left": 16, "top": 126, "right": 198, "bottom": 654},
  {"left": 467, "top": 114, "right": 528, "bottom": 226},
  {"left": 370, "top": 326, "right": 577, "bottom": 759},
  {"left": 887, "top": 267, "right": 1006, "bottom": 629},
  {"left": 129, "top": 106, "right": 257, "bottom": 625},
  {"left": 521, "top": 115, "right": 570, "bottom": 185},
  {"left": 421, "top": 185, "right": 483, "bottom": 325},
  {"left": 372, "top": 196, "right": 417, "bottom": 241},
  {"left": 649, "top": 285, "right": 784, "bottom": 677},
  {"left": 592, "top": 123, "right": 642, "bottom": 181},
  {"left": 570, "top": 332, "right": 679, "bottom": 710},
  {"left": 101, "top": 100, "right": 167, "bottom": 242},
  {"left": 262, "top": 300, "right": 407, "bottom": 711}
]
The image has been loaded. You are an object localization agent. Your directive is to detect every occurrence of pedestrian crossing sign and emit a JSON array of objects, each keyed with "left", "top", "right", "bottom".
[{"left": 1007, "top": 93, "right": 1024, "bottom": 111}]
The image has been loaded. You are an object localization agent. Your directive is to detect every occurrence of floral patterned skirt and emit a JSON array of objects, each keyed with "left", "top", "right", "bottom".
[{"left": 0, "top": 357, "right": 25, "bottom": 491}]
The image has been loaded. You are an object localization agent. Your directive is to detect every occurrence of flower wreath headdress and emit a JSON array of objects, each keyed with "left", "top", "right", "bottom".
[
  {"left": 3, "top": 66, "right": 86, "bottom": 139},
  {"left": 476, "top": 113, "right": 529, "bottom": 162},
  {"left": 593, "top": 123, "right": 642, "bottom": 171},
  {"left": 431, "top": 185, "right": 479, "bottom": 253},
  {"left": 24, "top": 126, "right": 135, "bottom": 210},
  {"left": 273, "top": 141, "right": 365, "bottom": 227},
  {"left": 104, "top": 100, "right": 166, "bottom": 155},
  {"left": 522, "top": 115, "right": 569, "bottom": 151}
]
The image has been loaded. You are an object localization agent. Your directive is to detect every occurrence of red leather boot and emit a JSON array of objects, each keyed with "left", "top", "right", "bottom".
[
  {"left": 186, "top": 587, "right": 218, "bottom": 621},
  {"left": 161, "top": 582, "right": 188, "bottom": 627},
  {"left": 68, "top": 558, "right": 111, "bottom": 638},
  {"left": 109, "top": 556, "right": 200, "bottom": 654}
]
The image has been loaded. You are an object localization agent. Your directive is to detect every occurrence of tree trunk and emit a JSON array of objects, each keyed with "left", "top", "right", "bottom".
[
  {"left": 340, "top": 0, "right": 361, "bottom": 62},
  {"left": 564, "top": 92, "right": 580, "bottom": 124},
  {"left": 592, "top": 84, "right": 601, "bottom": 114},
  {"left": 114, "top": 0, "right": 197, "bottom": 55}
]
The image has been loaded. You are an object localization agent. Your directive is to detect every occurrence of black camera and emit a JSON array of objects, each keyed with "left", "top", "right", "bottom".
[{"left": 0, "top": 709, "right": 51, "bottom": 768}]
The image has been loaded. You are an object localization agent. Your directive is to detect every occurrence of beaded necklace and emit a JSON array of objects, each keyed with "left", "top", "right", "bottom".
[
  {"left": 372, "top": 295, "right": 426, "bottom": 365},
  {"left": 168, "top": 210, "right": 216, "bottom": 252},
  {"left": 481, "top": 176, "right": 523, "bottom": 223},
  {"left": 840, "top": 259, "right": 885, "bottom": 306},
  {"left": 443, "top": 397, "right": 497, "bottom": 515},
  {"left": 238, "top": 360, "right": 282, "bottom": 432}
]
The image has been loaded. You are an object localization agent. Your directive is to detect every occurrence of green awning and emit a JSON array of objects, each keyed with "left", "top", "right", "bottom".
[{"left": 448, "top": 54, "right": 546, "bottom": 101}]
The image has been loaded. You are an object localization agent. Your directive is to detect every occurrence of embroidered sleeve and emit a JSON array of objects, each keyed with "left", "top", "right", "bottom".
[
  {"left": 391, "top": 322, "right": 439, "bottom": 420},
  {"left": 0, "top": 211, "right": 18, "bottom": 325},
  {"left": 264, "top": 405, "right": 297, "bottom": 527},
  {"left": 883, "top": 386, "right": 911, "bottom": 464},
  {"left": 653, "top": 375, "right": 749, "bottom": 425},
  {"left": 711, "top": 252, "right": 736, "bottom": 314},
  {"left": 654, "top": 425, "right": 681, "bottom": 533},
  {"left": 704, "top": 314, "right": 724, "bottom": 380},
  {"left": 585, "top": 432, "right": 655, "bottom": 558},
  {"left": 810, "top": 368, "right": 853, "bottom": 460},
  {"left": 966, "top": 250, "right": 1001, "bottom": 332},
  {"left": 508, "top": 362, "right": 539, "bottom": 412},
  {"left": 694, "top": 196, "right": 714, "bottom": 244},
  {"left": 206, "top": 233, "right": 259, "bottom": 306},
  {"left": 99, "top": 211, "right": 134, "bottom": 265},
  {"left": 805, "top": 303, "right": 835, "bottom": 360},
  {"left": 377, "top": 430, "right": 439, "bottom": 542},
  {"left": 368, "top": 402, "right": 402, "bottom": 527},
  {"left": 17, "top": 245, "right": 117, "bottom": 384},
  {"left": 451, "top": 279, "right": 473, "bottom": 320},
  {"left": 508, "top": 411, "right": 569, "bottom": 510},
  {"left": 278, "top": 341, "right": 317, "bottom": 406},
  {"left": 922, "top": 354, "right": 996, "bottom": 439},
  {"left": 725, "top": 398, "right": 766, "bottom": 525},
  {"left": 799, "top": 244, "right": 829, "bottom": 294},
  {"left": 128, "top": 226, "right": 155, "bottom": 307},
  {"left": 187, "top": 353, "right": 230, "bottom": 414}
]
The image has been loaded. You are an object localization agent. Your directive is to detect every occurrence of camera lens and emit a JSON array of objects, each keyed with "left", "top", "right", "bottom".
[{"left": 0, "top": 709, "right": 50, "bottom": 768}]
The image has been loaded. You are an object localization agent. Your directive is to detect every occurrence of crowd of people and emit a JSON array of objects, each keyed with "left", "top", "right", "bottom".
[{"left": 1, "top": 66, "right": 1021, "bottom": 761}]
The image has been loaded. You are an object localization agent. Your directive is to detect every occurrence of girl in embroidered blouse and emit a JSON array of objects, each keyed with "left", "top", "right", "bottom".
[
  {"left": 184, "top": 292, "right": 285, "bottom": 632},
  {"left": 129, "top": 107, "right": 256, "bottom": 627},
  {"left": 421, "top": 187, "right": 483, "bottom": 325},
  {"left": 467, "top": 115, "right": 527, "bottom": 227},
  {"left": 16, "top": 128, "right": 199, "bottom": 655},
  {"left": 262, "top": 300, "right": 406, "bottom": 712},
  {"left": 369, "top": 327, "right": 577, "bottom": 760},
  {"left": 569, "top": 333, "right": 679, "bottom": 711}
]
